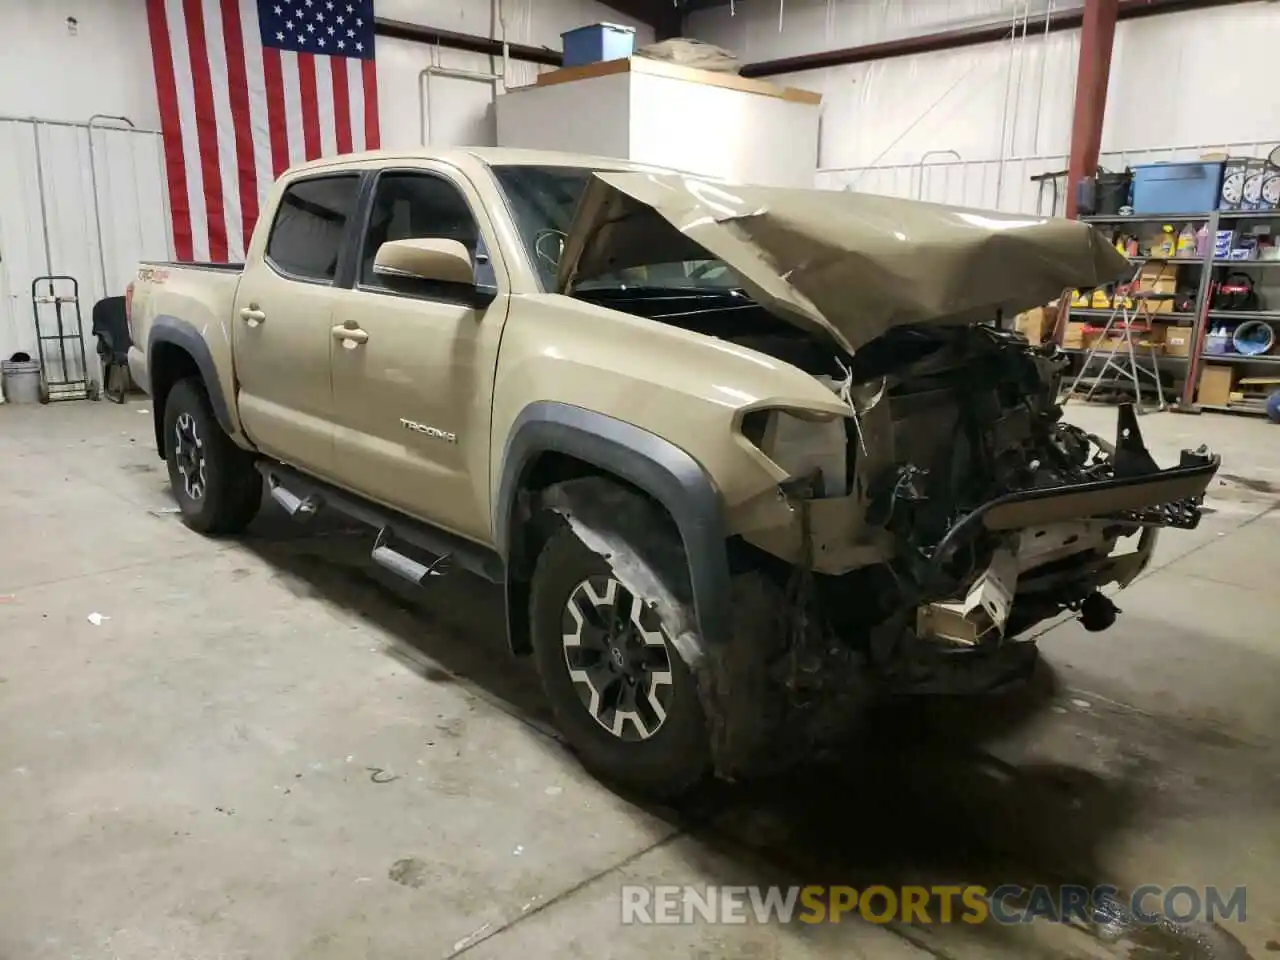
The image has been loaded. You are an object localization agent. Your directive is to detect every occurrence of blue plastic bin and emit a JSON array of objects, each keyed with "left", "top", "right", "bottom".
[
  {"left": 1130, "top": 161, "right": 1224, "bottom": 215},
  {"left": 561, "top": 23, "right": 636, "bottom": 67}
]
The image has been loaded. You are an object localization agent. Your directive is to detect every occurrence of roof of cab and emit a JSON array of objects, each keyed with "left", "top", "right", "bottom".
[{"left": 284, "top": 146, "right": 674, "bottom": 177}]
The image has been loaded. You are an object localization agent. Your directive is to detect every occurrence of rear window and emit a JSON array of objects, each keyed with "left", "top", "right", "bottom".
[{"left": 266, "top": 175, "right": 360, "bottom": 282}]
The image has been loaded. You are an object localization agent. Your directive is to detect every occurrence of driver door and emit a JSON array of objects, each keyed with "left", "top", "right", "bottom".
[{"left": 327, "top": 167, "right": 509, "bottom": 543}]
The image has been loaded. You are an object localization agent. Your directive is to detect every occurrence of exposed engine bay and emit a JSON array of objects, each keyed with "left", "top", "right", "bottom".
[{"left": 576, "top": 287, "right": 1219, "bottom": 673}]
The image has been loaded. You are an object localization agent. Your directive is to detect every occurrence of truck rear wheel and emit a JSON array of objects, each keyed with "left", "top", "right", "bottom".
[
  {"left": 163, "top": 377, "right": 261, "bottom": 535},
  {"left": 530, "top": 524, "right": 710, "bottom": 799}
]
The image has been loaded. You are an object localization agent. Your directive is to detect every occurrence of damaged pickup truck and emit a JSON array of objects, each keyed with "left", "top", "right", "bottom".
[{"left": 127, "top": 148, "right": 1219, "bottom": 797}]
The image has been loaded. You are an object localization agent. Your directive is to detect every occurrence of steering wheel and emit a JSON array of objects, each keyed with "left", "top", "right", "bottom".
[{"left": 534, "top": 229, "right": 568, "bottom": 270}]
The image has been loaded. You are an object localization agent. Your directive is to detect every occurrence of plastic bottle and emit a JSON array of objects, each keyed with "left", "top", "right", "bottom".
[
  {"left": 1153, "top": 225, "right": 1176, "bottom": 258},
  {"left": 1195, "top": 222, "right": 1210, "bottom": 258},
  {"left": 1205, "top": 325, "right": 1227, "bottom": 355},
  {"left": 1176, "top": 223, "right": 1197, "bottom": 259}
]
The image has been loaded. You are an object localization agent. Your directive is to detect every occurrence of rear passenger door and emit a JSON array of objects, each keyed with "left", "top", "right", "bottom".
[
  {"left": 233, "top": 174, "right": 361, "bottom": 477},
  {"left": 327, "top": 166, "right": 509, "bottom": 544}
]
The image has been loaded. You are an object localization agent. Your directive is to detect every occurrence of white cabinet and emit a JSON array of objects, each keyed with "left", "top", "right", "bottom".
[{"left": 496, "top": 58, "right": 821, "bottom": 188}]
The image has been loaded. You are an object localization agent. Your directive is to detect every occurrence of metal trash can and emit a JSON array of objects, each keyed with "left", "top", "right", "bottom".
[{"left": 2, "top": 354, "right": 43, "bottom": 404}]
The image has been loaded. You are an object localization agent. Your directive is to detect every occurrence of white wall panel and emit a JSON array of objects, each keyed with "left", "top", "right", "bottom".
[
  {"left": 0, "top": 120, "right": 170, "bottom": 382},
  {"left": 0, "top": 0, "right": 160, "bottom": 126}
]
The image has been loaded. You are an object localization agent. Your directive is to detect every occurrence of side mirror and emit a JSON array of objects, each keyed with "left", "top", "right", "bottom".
[{"left": 373, "top": 238, "right": 475, "bottom": 286}]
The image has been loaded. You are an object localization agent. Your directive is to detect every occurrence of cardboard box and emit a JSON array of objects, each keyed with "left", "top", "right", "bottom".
[
  {"left": 1164, "top": 328, "right": 1193, "bottom": 357},
  {"left": 1197, "top": 364, "right": 1235, "bottom": 406},
  {"left": 1130, "top": 263, "right": 1179, "bottom": 315},
  {"left": 1062, "top": 321, "right": 1087, "bottom": 349},
  {"left": 1015, "top": 306, "right": 1054, "bottom": 344}
]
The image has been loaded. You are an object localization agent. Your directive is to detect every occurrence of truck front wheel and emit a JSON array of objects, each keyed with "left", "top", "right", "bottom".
[
  {"left": 530, "top": 524, "right": 710, "bottom": 798},
  {"left": 163, "top": 377, "right": 261, "bottom": 535}
]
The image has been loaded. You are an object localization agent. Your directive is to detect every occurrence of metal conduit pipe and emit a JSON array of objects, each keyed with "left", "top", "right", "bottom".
[
  {"left": 418, "top": 64, "right": 502, "bottom": 147},
  {"left": 915, "top": 150, "right": 961, "bottom": 200},
  {"left": 87, "top": 115, "right": 137, "bottom": 300}
]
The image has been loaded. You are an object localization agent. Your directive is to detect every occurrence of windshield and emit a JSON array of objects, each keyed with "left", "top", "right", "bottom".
[{"left": 491, "top": 164, "right": 743, "bottom": 293}]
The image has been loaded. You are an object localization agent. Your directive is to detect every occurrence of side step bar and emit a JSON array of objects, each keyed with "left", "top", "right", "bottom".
[
  {"left": 255, "top": 461, "right": 505, "bottom": 585},
  {"left": 372, "top": 528, "right": 452, "bottom": 584},
  {"left": 267, "top": 476, "right": 320, "bottom": 517}
]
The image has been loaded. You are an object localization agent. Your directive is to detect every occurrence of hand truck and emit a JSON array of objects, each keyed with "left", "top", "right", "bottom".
[{"left": 32, "top": 276, "right": 98, "bottom": 402}]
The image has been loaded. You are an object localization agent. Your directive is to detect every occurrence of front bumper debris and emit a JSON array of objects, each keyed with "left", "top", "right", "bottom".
[{"left": 926, "top": 404, "right": 1219, "bottom": 589}]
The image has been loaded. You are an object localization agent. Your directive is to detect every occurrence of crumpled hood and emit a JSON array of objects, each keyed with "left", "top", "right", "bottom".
[{"left": 556, "top": 172, "right": 1131, "bottom": 354}]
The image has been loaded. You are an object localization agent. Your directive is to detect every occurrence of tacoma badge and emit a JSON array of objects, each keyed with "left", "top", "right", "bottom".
[{"left": 399, "top": 418, "right": 457, "bottom": 443}]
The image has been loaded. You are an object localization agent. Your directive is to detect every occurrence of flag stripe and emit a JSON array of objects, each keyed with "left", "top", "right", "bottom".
[
  {"left": 363, "top": 56, "right": 379, "bottom": 149},
  {"left": 238, "top": 0, "right": 274, "bottom": 230},
  {"left": 200, "top": 0, "right": 242, "bottom": 260},
  {"left": 167, "top": 0, "right": 210, "bottom": 261},
  {"left": 149, "top": 0, "right": 378, "bottom": 262},
  {"left": 281, "top": 52, "right": 306, "bottom": 167},
  {"left": 316, "top": 55, "right": 337, "bottom": 158},
  {"left": 298, "top": 53, "right": 321, "bottom": 161},
  {"left": 182, "top": 0, "right": 228, "bottom": 261},
  {"left": 331, "top": 56, "right": 352, "bottom": 154},
  {"left": 261, "top": 45, "right": 290, "bottom": 177},
  {"left": 348, "top": 56, "right": 365, "bottom": 152},
  {"left": 219, "top": 0, "right": 258, "bottom": 254},
  {"left": 145, "top": 0, "right": 193, "bottom": 260}
]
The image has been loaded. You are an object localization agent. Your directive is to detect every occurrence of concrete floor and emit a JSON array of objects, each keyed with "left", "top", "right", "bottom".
[{"left": 1, "top": 397, "right": 1278, "bottom": 959}]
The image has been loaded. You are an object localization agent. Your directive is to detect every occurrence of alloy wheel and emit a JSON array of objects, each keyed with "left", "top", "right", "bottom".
[
  {"left": 561, "top": 576, "right": 674, "bottom": 741},
  {"left": 173, "top": 411, "right": 207, "bottom": 501}
]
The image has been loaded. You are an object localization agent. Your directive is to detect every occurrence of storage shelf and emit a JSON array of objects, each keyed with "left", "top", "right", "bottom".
[
  {"left": 1081, "top": 211, "right": 1280, "bottom": 224},
  {"left": 1211, "top": 259, "right": 1280, "bottom": 267},
  {"left": 1126, "top": 256, "right": 1201, "bottom": 265},
  {"left": 1217, "top": 210, "right": 1280, "bottom": 221},
  {"left": 1199, "top": 353, "right": 1280, "bottom": 364},
  {"left": 1060, "top": 345, "right": 1189, "bottom": 362},
  {"left": 1206, "top": 310, "right": 1280, "bottom": 321},
  {"left": 1068, "top": 307, "right": 1196, "bottom": 321},
  {"left": 1199, "top": 402, "right": 1269, "bottom": 417},
  {"left": 1081, "top": 214, "right": 1213, "bottom": 224}
]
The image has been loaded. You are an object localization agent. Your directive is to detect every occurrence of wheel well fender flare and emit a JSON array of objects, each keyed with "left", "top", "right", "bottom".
[
  {"left": 496, "top": 401, "right": 733, "bottom": 652},
  {"left": 148, "top": 315, "right": 234, "bottom": 448}
]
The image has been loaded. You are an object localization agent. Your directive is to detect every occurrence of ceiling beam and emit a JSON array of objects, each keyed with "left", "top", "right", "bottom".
[
  {"left": 375, "top": 18, "right": 561, "bottom": 65},
  {"left": 741, "top": 0, "right": 1248, "bottom": 77}
]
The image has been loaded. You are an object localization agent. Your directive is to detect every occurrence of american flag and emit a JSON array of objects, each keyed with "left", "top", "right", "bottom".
[{"left": 146, "top": 0, "right": 380, "bottom": 263}]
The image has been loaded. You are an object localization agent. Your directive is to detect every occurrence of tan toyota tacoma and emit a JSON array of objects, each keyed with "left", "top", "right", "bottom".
[{"left": 128, "top": 147, "right": 1219, "bottom": 797}]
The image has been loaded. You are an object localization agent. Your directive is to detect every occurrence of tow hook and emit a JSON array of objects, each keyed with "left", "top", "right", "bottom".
[{"left": 1078, "top": 591, "right": 1120, "bottom": 632}]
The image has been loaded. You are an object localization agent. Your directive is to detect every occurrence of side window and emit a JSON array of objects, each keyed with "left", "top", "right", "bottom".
[
  {"left": 359, "top": 172, "right": 491, "bottom": 296},
  {"left": 266, "top": 175, "right": 360, "bottom": 282}
]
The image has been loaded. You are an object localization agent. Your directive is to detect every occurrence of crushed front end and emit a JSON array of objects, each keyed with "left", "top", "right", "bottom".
[{"left": 713, "top": 324, "right": 1219, "bottom": 775}]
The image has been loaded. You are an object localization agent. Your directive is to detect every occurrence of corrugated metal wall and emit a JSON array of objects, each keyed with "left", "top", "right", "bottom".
[{"left": 0, "top": 118, "right": 171, "bottom": 389}]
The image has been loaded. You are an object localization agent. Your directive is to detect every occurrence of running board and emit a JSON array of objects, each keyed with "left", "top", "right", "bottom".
[
  {"left": 267, "top": 476, "right": 321, "bottom": 518},
  {"left": 372, "top": 528, "right": 452, "bottom": 585},
  {"left": 254, "top": 461, "right": 505, "bottom": 584}
]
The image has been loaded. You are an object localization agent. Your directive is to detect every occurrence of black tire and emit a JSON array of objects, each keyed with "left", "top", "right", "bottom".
[
  {"left": 530, "top": 523, "right": 711, "bottom": 799},
  {"left": 163, "top": 377, "right": 261, "bottom": 535}
]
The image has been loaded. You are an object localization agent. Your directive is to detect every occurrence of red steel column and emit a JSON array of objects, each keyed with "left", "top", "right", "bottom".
[{"left": 1065, "top": 0, "right": 1119, "bottom": 218}]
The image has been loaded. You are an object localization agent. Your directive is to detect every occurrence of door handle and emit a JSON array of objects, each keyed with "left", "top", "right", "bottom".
[
  {"left": 239, "top": 306, "right": 266, "bottom": 324},
  {"left": 332, "top": 324, "right": 369, "bottom": 345}
]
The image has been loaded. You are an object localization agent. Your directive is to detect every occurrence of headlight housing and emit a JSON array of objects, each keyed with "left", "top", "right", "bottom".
[{"left": 740, "top": 408, "right": 849, "bottom": 498}]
